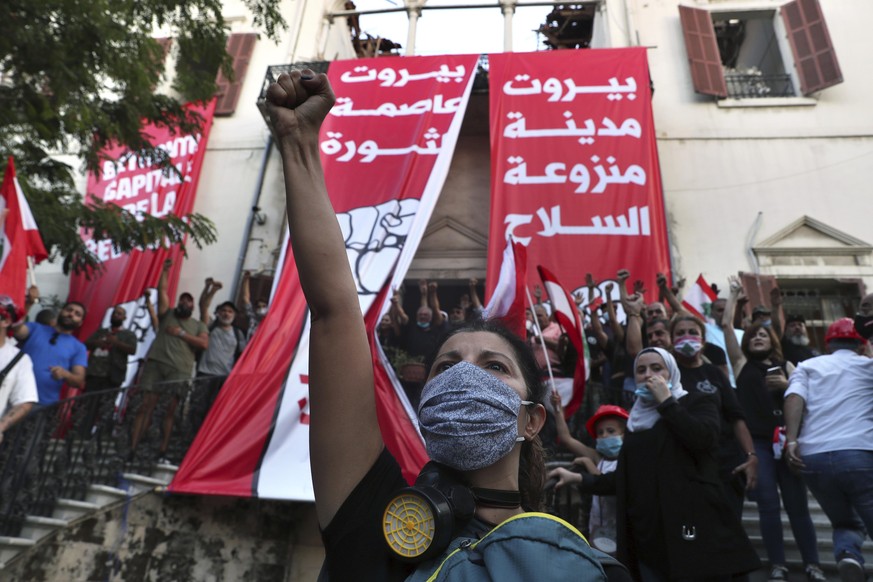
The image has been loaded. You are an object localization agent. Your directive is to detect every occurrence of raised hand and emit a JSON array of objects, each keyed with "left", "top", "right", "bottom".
[{"left": 266, "top": 70, "right": 336, "bottom": 145}]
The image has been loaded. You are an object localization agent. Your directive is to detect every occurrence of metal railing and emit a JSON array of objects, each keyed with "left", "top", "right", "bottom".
[
  {"left": 724, "top": 73, "right": 795, "bottom": 99},
  {"left": 0, "top": 375, "right": 226, "bottom": 537}
]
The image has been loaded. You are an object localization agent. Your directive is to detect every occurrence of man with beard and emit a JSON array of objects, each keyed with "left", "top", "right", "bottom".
[
  {"left": 780, "top": 314, "right": 818, "bottom": 366},
  {"left": 130, "top": 260, "right": 208, "bottom": 463},
  {"left": 14, "top": 294, "right": 88, "bottom": 406},
  {"left": 193, "top": 298, "right": 246, "bottom": 430},
  {"left": 84, "top": 306, "right": 137, "bottom": 393}
]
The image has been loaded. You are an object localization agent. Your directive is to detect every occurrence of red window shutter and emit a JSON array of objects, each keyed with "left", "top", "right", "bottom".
[
  {"left": 781, "top": 0, "right": 842, "bottom": 95},
  {"left": 678, "top": 5, "right": 727, "bottom": 98},
  {"left": 215, "top": 33, "right": 258, "bottom": 116},
  {"left": 739, "top": 273, "right": 778, "bottom": 314}
]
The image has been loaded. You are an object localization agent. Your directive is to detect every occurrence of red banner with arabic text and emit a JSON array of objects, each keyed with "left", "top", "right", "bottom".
[
  {"left": 486, "top": 49, "right": 670, "bottom": 307},
  {"left": 68, "top": 100, "right": 216, "bottom": 379},
  {"left": 172, "top": 55, "right": 478, "bottom": 499}
]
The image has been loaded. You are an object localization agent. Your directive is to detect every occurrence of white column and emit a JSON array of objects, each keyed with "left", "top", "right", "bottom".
[
  {"left": 405, "top": 0, "right": 424, "bottom": 56},
  {"left": 501, "top": 0, "right": 518, "bottom": 52}
]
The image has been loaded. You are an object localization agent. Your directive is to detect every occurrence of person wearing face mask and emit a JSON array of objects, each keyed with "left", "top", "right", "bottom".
[
  {"left": 403, "top": 279, "right": 450, "bottom": 361},
  {"left": 130, "top": 259, "right": 208, "bottom": 463},
  {"left": 84, "top": 305, "right": 137, "bottom": 394},
  {"left": 723, "top": 277, "right": 825, "bottom": 582},
  {"left": 80, "top": 305, "right": 137, "bottom": 434},
  {"left": 571, "top": 347, "right": 759, "bottom": 580},
  {"left": 668, "top": 315, "right": 759, "bottom": 518},
  {"left": 854, "top": 292, "right": 873, "bottom": 341},
  {"left": 240, "top": 270, "right": 269, "bottom": 343},
  {"left": 548, "top": 401, "right": 629, "bottom": 555},
  {"left": 264, "top": 71, "right": 633, "bottom": 581}
]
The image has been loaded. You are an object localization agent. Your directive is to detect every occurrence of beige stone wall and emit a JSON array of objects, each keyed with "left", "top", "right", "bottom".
[{"left": 6, "top": 492, "right": 324, "bottom": 582}]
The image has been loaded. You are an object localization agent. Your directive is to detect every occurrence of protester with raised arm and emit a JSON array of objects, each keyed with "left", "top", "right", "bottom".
[{"left": 265, "top": 69, "right": 628, "bottom": 581}]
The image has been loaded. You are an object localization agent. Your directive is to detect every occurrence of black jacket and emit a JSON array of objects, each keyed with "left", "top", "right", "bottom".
[{"left": 582, "top": 393, "right": 760, "bottom": 579}]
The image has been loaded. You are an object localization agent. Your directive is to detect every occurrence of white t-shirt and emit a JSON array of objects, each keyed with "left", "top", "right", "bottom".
[
  {"left": 785, "top": 349, "right": 873, "bottom": 455},
  {"left": 0, "top": 342, "right": 38, "bottom": 416}
]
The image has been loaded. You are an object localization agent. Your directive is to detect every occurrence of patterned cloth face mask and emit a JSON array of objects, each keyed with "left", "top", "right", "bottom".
[{"left": 418, "top": 361, "right": 532, "bottom": 472}]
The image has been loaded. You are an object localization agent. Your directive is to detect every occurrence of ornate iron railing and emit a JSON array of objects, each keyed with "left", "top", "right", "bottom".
[
  {"left": 0, "top": 375, "right": 226, "bottom": 537},
  {"left": 724, "top": 73, "right": 795, "bottom": 99}
]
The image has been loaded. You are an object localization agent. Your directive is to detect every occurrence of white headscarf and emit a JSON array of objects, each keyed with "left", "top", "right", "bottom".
[{"left": 627, "top": 347, "right": 688, "bottom": 432}]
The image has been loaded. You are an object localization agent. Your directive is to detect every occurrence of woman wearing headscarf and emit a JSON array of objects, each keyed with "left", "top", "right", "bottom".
[{"left": 570, "top": 347, "right": 760, "bottom": 581}]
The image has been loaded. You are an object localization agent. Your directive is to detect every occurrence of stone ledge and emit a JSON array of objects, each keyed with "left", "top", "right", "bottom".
[{"left": 20, "top": 516, "right": 70, "bottom": 543}]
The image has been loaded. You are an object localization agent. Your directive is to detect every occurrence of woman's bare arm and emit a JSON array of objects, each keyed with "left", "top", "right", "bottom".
[
  {"left": 722, "top": 276, "right": 747, "bottom": 375},
  {"left": 267, "top": 71, "right": 382, "bottom": 528}
]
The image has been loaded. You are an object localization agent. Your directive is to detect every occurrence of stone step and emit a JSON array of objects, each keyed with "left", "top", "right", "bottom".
[
  {"left": 121, "top": 472, "right": 168, "bottom": 495},
  {"left": 52, "top": 498, "right": 100, "bottom": 522},
  {"left": 0, "top": 536, "right": 35, "bottom": 569},
  {"left": 151, "top": 460, "right": 179, "bottom": 486},
  {"left": 86, "top": 484, "right": 130, "bottom": 508},
  {"left": 19, "top": 516, "right": 69, "bottom": 543}
]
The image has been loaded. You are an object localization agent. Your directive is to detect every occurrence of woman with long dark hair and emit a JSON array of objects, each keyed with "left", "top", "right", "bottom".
[
  {"left": 265, "top": 69, "right": 626, "bottom": 581},
  {"left": 722, "top": 277, "right": 824, "bottom": 582}
]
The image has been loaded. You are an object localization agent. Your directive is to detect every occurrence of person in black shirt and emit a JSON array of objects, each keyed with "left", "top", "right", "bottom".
[
  {"left": 668, "top": 314, "right": 757, "bottom": 518},
  {"left": 722, "top": 277, "right": 825, "bottom": 582},
  {"left": 266, "top": 70, "right": 630, "bottom": 582}
]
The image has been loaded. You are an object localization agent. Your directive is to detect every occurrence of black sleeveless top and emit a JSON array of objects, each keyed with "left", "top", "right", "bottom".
[{"left": 735, "top": 359, "right": 787, "bottom": 439}]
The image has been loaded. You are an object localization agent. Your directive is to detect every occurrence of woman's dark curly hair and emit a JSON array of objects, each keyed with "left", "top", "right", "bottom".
[{"left": 424, "top": 318, "right": 548, "bottom": 510}]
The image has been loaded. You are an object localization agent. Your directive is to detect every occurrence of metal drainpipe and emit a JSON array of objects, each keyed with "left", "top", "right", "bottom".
[{"left": 230, "top": 135, "right": 274, "bottom": 301}]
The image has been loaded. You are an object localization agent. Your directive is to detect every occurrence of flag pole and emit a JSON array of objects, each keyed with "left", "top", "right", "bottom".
[
  {"left": 27, "top": 256, "right": 36, "bottom": 288},
  {"left": 525, "top": 286, "right": 556, "bottom": 400}
]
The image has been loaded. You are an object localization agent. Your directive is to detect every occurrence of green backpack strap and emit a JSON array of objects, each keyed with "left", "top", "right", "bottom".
[{"left": 408, "top": 512, "right": 613, "bottom": 582}]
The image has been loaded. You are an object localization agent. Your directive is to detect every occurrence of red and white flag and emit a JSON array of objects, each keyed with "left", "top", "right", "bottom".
[
  {"left": 537, "top": 265, "right": 586, "bottom": 417},
  {"left": 483, "top": 237, "right": 528, "bottom": 338},
  {"left": 0, "top": 157, "right": 48, "bottom": 307},
  {"left": 681, "top": 274, "right": 719, "bottom": 322},
  {"left": 171, "top": 55, "right": 479, "bottom": 499}
]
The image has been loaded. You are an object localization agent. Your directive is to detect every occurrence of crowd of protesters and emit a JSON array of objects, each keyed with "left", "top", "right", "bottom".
[
  {"left": 2, "top": 263, "right": 872, "bottom": 580},
  {"left": 378, "top": 271, "right": 873, "bottom": 582},
  {"left": 0, "top": 265, "right": 269, "bottom": 465}
]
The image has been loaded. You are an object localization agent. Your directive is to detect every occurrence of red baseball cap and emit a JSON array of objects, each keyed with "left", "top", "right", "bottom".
[{"left": 586, "top": 404, "right": 630, "bottom": 439}]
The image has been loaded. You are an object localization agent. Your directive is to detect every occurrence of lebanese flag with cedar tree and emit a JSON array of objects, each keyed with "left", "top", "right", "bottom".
[{"left": 681, "top": 274, "right": 718, "bottom": 321}]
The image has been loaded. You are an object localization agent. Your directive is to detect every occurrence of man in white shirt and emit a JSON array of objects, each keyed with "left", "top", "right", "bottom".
[
  {"left": 0, "top": 296, "right": 38, "bottom": 445},
  {"left": 784, "top": 315, "right": 873, "bottom": 582}
]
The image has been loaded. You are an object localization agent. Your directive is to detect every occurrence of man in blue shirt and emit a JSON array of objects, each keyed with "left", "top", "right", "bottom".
[{"left": 13, "top": 298, "right": 88, "bottom": 405}]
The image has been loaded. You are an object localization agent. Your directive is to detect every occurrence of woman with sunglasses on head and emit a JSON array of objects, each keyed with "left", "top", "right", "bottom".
[{"left": 722, "top": 276, "right": 824, "bottom": 582}]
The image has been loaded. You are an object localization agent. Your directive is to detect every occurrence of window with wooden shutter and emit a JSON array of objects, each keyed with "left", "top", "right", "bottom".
[
  {"left": 780, "top": 0, "right": 842, "bottom": 95},
  {"left": 740, "top": 272, "right": 778, "bottom": 315},
  {"left": 215, "top": 33, "right": 257, "bottom": 116},
  {"left": 679, "top": 5, "right": 728, "bottom": 98}
]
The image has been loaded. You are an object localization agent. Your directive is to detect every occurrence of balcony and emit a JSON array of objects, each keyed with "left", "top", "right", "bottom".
[{"left": 724, "top": 72, "right": 795, "bottom": 99}]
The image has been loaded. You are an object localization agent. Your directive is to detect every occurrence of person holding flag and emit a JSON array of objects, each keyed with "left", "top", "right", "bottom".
[{"left": 537, "top": 265, "right": 587, "bottom": 419}]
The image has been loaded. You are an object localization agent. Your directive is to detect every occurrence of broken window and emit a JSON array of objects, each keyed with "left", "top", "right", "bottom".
[
  {"left": 538, "top": 3, "right": 605, "bottom": 50},
  {"left": 679, "top": 0, "right": 842, "bottom": 99}
]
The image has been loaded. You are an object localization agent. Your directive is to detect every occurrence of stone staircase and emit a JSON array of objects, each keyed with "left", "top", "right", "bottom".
[
  {"left": 742, "top": 493, "right": 873, "bottom": 581},
  {"left": 0, "top": 457, "right": 179, "bottom": 571}
]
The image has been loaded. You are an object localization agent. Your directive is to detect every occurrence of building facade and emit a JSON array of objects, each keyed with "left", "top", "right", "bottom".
[{"left": 34, "top": 0, "right": 873, "bottom": 349}]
